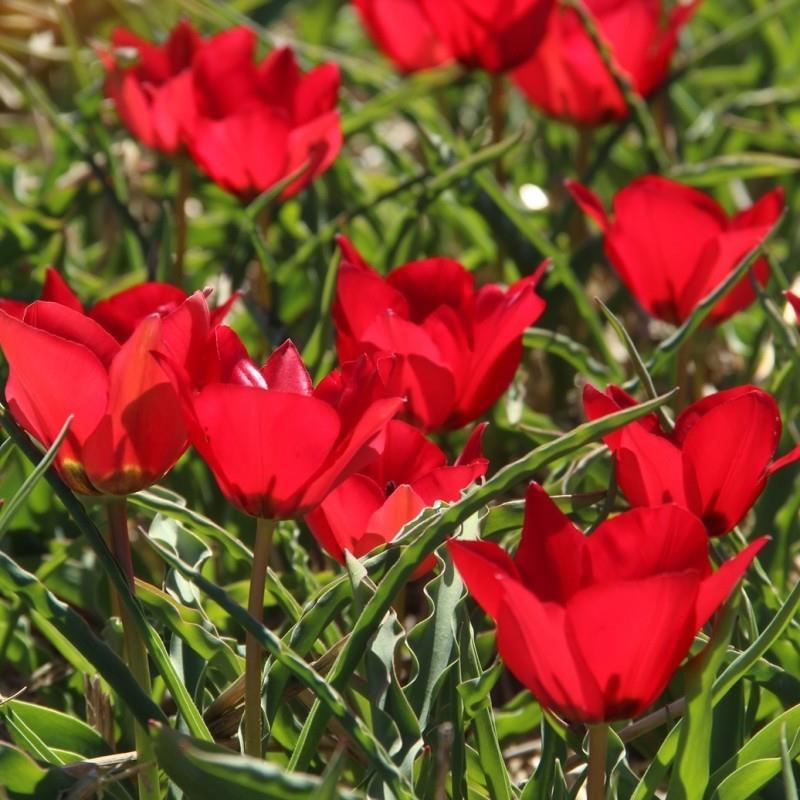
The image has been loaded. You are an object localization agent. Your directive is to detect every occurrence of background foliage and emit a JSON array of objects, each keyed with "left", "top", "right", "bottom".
[{"left": 0, "top": 0, "right": 800, "bottom": 798}]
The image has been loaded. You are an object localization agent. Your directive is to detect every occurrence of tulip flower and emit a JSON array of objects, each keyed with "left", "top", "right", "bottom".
[
  {"left": 0, "top": 267, "right": 235, "bottom": 343},
  {"left": 352, "top": 0, "right": 554, "bottom": 73},
  {"left": 512, "top": 0, "right": 698, "bottom": 125},
  {"left": 306, "top": 421, "right": 487, "bottom": 572},
  {"left": 101, "top": 20, "right": 201, "bottom": 155},
  {"left": 567, "top": 177, "right": 783, "bottom": 325},
  {"left": 103, "top": 22, "right": 342, "bottom": 200},
  {"left": 0, "top": 292, "right": 214, "bottom": 495},
  {"left": 448, "top": 483, "right": 766, "bottom": 723},
  {"left": 583, "top": 383, "right": 800, "bottom": 536},
  {"left": 161, "top": 329, "right": 403, "bottom": 520},
  {"left": 332, "top": 236, "right": 546, "bottom": 431}
]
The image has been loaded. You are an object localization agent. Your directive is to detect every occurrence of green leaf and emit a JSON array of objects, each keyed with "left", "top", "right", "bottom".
[
  {"left": 0, "top": 741, "right": 73, "bottom": 797},
  {"left": 151, "top": 724, "right": 356, "bottom": 800},
  {"left": 2, "top": 699, "right": 110, "bottom": 760},
  {"left": 667, "top": 154, "right": 800, "bottom": 186}
]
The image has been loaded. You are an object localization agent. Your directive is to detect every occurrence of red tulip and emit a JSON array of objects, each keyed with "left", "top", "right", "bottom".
[
  {"left": 306, "top": 421, "right": 487, "bottom": 572},
  {"left": 0, "top": 267, "right": 235, "bottom": 343},
  {"left": 512, "top": 0, "right": 698, "bottom": 125},
  {"left": 103, "top": 22, "right": 342, "bottom": 199},
  {"left": 567, "top": 177, "right": 784, "bottom": 324},
  {"left": 160, "top": 330, "right": 403, "bottom": 519},
  {"left": 583, "top": 383, "right": 800, "bottom": 536},
  {"left": 332, "top": 236, "right": 546, "bottom": 431},
  {"left": 101, "top": 20, "right": 202, "bottom": 155},
  {"left": 448, "top": 483, "right": 766, "bottom": 723},
  {"left": 352, "top": 0, "right": 453, "bottom": 72},
  {"left": 0, "top": 292, "right": 214, "bottom": 495}
]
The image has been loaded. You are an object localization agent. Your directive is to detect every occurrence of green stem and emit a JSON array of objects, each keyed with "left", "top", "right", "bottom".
[
  {"left": 174, "top": 159, "right": 189, "bottom": 286},
  {"left": 245, "top": 517, "right": 275, "bottom": 758},
  {"left": 106, "top": 498, "right": 160, "bottom": 800},
  {"left": 587, "top": 723, "right": 609, "bottom": 800},
  {"left": 489, "top": 73, "right": 507, "bottom": 185}
]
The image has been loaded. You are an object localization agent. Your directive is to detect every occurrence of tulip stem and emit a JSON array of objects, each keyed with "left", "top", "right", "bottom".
[
  {"left": 244, "top": 516, "right": 275, "bottom": 758},
  {"left": 587, "top": 723, "right": 609, "bottom": 800},
  {"left": 106, "top": 498, "right": 160, "bottom": 800},
  {"left": 174, "top": 159, "right": 189, "bottom": 286},
  {"left": 489, "top": 73, "right": 507, "bottom": 184}
]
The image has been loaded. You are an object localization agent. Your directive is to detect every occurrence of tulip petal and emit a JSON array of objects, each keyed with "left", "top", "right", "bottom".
[
  {"left": 41, "top": 268, "right": 83, "bottom": 313},
  {"left": 681, "top": 390, "right": 780, "bottom": 535},
  {"left": 82, "top": 315, "right": 187, "bottom": 494},
  {"left": 386, "top": 258, "right": 475, "bottom": 321},
  {"left": 514, "top": 483, "right": 587, "bottom": 602},
  {"left": 565, "top": 180, "right": 610, "bottom": 231},
  {"left": 587, "top": 504, "right": 709, "bottom": 584},
  {"left": 496, "top": 579, "right": 604, "bottom": 722},
  {"left": 695, "top": 537, "right": 769, "bottom": 628},
  {"left": 366, "top": 484, "right": 427, "bottom": 543},
  {"left": 192, "top": 384, "right": 341, "bottom": 518},
  {"left": 23, "top": 302, "right": 119, "bottom": 368},
  {"left": 0, "top": 310, "right": 109, "bottom": 481},
  {"left": 566, "top": 572, "right": 700, "bottom": 720},
  {"left": 447, "top": 538, "right": 520, "bottom": 618},
  {"left": 283, "top": 110, "right": 343, "bottom": 198},
  {"left": 261, "top": 340, "right": 313, "bottom": 395},
  {"left": 90, "top": 282, "right": 189, "bottom": 342}
]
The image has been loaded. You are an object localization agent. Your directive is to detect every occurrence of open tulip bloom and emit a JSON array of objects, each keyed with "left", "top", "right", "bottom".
[
  {"left": 448, "top": 483, "right": 767, "bottom": 723},
  {"left": 102, "top": 22, "right": 342, "bottom": 199},
  {"left": 567, "top": 176, "right": 784, "bottom": 324},
  {"left": 0, "top": 291, "right": 216, "bottom": 495},
  {"left": 352, "top": 0, "right": 555, "bottom": 73},
  {"left": 160, "top": 330, "right": 403, "bottom": 520},
  {"left": 333, "top": 236, "right": 546, "bottom": 431},
  {"left": 584, "top": 383, "right": 800, "bottom": 536},
  {"left": 512, "top": 0, "right": 699, "bottom": 126},
  {"left": 306, "top": 420, "right": 487, "bottom": 572}
]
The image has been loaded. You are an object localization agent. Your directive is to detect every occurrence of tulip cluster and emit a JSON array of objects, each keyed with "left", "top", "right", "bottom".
[
  {"left": 102, "top": 22, "right": 342, "bottom": 199},
  {"left": 0, "top": 6, "right": 794, "bottom": 792}
]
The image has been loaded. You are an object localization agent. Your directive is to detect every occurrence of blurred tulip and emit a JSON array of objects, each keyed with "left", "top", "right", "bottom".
[
  {"left": 512, "top": 0, "right": 698, "bottom": 125},
  {"left": 567, "top": 177, "right": 783, "bottom": 324},
  {"left": 332, "top": 236, "right": 546, "bottom": 431},
  {"left": 448, "top": 483, "right": 766, "bottom": 723},
  {"left": 0, "top": 292, "right": 214, "bottom": 495},
  {"left": 353, "top": 0, "right": 554, "bottom": 73},
  {"left": 583, "top": 383, "right": 800, "bottom": 536},
  {"left": 0, "top": 267, "right": 235, "bottom": 343},
  {"left": 103, "top": 23, "right": 342, "bottom": 199},
  {"left": 306, "top": 421, "right": 487, "bottom": 572},
  {"left": 101, "top": 20, "right": 201, "bottom": 155},
  {"left": 161, "top": 331, "right": 403, "bottom": 519}
]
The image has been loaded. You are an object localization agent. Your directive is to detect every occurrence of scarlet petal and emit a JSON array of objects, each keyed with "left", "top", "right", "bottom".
[
  {"left": 283, "top": 110, "right": 342, "bottom": 198},
  {"left": 362, "top": 420, "right": 446, "bottom": 489},
  {"left": 587, "top": 504, "right": 709, "bottom": 584},
  {"left": 0, "top": 310, "right": 108, "bottom": 475},
  {"left": 192, "top": 385, "right": 341, "bottom": 518},
  {"left": 514, "top": 483, "right": 587, "bottom": 601},
  {"left": 305, "top": 474, "right": 384, "bottom": 563},
  {"left": 90, "top": 282, "right": 188, "bottom": 342},
  {"left": 366, "top": 484, "right": 427, "bottom": 544},
  {"left": 695, "top": 537, "right": 769, "bottom": 627},
  {"left": 23, "top": 302, "right": 119, "bottom": 368},
  {"left": 41, "top": 268, "right": 83, "bottom": 313},
  {"left": 566, "top": 573, "right": 700, "bottom": 720},
  {"left": 353, "top": 0, "right": 453, "bottom": 72},
  {"left": 386, "top": 258, "right": 475, "bottom": 321},
  {"left": 681, "top": 390, "right": 781, "bottom": 535},
  {"left": 455, "top": 423, "right": 488, "bottom": 466},
  {"left": 81, "top": 316, "right": 187, "bottom": 494},
  {"left": 293, "top": 62, "right": 340, "bottom": 126},
  {"left": 261, "top": 340, "right": 313, "bottom": 395},
  {"left": 447, "top": 539, "right": 520, "bottom": 618},
  {"left": 565, "top": 180, "right": 610, "bottom": 230},
  {"left": 496, "top": 579, "right": 604, "bottom": 721}
]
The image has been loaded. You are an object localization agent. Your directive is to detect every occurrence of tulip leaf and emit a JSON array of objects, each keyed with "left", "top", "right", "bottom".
[
  {"left": 523, "top": 327, "right": 613, "bottom": 381},
  {"left": 0, "top": 413, "right": 71, "bottom": 538},
  {"left": 667, "top": 154, "right": 800, "bottom": 186},
  {"left": 150, "top": 723, "right": 356, "bottom": 800},
  {"left": 669, "top": 597, "right": 740, "bottom": 799},
  {"left": 0, "top": 741, "right": 74, "bottom": 797},
  {"left": 142, "top": 533, "right": 413, "bottom": 798},
  {"left": 0, "top": 549, "right": 164, "bottom": 730},
  {"left": 1, "top": 699, "right": 111, "bottom": 761},
  {"left": 0, "top": 409, "right": 214, "bottom": 743}
]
